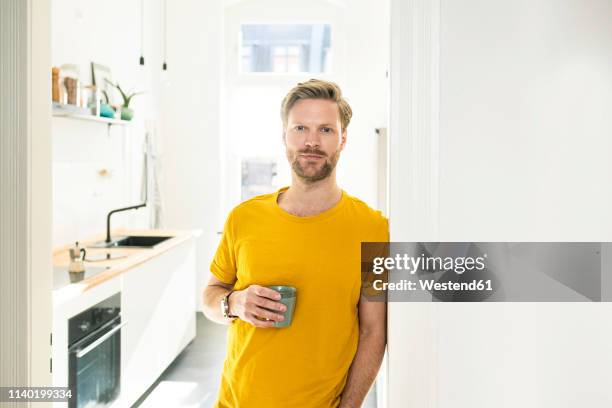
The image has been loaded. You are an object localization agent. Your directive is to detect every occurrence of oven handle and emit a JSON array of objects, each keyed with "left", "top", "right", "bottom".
[{"left": 75, "top": 321, "right": 126, "bottom": 358}]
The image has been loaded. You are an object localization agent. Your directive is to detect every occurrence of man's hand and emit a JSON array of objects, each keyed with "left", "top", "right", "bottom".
[
  {"left": 229, "top": 285, "right": 287, "bottom": 328},
  {"left": 202, "top": 276, "right": 286, "bottom": 327}
]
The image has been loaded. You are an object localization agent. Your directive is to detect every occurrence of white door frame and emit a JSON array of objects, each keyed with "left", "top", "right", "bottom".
[
  {"left": 387, "top": 0, "right": 441, "bottom": 407},
  {"left": 0, "top": 0, "right": 53, "bottom": 396}
]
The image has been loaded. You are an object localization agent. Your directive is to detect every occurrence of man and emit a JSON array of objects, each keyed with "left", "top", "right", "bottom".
[{"left": 202, "top": 79, "right": 388, "bottom": 407}]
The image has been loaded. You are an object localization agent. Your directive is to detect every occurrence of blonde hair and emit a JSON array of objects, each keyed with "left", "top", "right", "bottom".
[{"left": 281, "top": 79, "right": 353, "bottom": 132}]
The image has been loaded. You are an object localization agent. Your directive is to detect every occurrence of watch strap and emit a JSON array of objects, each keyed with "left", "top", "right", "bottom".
[{"left": 221, "top": 290, "right": 237, "bottom": 319}]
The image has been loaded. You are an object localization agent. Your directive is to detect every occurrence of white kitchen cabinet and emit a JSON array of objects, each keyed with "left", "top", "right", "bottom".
[{"left": 119, "top": 237, "right": 197, "bottom": 407}]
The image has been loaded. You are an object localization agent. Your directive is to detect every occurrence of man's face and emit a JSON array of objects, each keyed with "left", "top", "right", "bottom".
[{"left": 283, "top": 98, "right": 346, "bottom": 184}]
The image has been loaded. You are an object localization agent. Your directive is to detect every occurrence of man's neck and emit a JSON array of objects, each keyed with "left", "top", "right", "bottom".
[{"left": 277, "top": 175, "right": 343, "bottom": 217}]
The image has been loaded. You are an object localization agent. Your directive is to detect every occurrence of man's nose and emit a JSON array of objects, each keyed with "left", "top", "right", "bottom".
[{"left": 304, "top": 131, "right": 321, "bottom": 148}]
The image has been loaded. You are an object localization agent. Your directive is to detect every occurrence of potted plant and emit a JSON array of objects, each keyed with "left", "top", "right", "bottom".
[
  {"left": 99, "top": 89, "right": 115, "bottom": 118},
  {"left": 105, "top": 79, "right": 144, "bottom": 121}
]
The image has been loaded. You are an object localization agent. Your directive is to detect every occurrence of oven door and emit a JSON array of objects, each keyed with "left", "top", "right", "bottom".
[{"left": 68, "top": 316, "right": 124, "bottom": 408}]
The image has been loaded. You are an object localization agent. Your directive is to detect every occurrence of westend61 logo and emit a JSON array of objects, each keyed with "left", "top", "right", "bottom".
[
  {"left": 372, "top": 253, "right": 487, "bottom": 275},
  {"left": 363, "top": 242, "right": 609, "bottom": 302}
]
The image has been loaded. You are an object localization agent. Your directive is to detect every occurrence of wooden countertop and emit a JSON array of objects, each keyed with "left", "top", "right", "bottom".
[{"left": 52, "top": 228, "right": 201, "bottom": 294}]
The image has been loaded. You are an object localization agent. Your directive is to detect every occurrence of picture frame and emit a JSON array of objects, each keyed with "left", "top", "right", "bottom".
[{"left": 91, "top": 62, "right": 113, "bottom": 104}]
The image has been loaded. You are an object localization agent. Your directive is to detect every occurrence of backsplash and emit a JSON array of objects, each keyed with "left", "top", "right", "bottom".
[{"left": 52, "top": 119, "right": 150, "bottom": 248}]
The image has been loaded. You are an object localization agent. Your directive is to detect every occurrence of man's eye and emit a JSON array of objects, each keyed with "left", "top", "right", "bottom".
[
  {"left": 295, "top": 126, "right": 305, "bottom": 131},
  {"left": 321, "top": 127, "right": 332, "bottom": 133}
]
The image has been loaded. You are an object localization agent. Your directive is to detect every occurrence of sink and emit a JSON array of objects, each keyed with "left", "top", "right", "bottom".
[
  {"left": 112, "top": 235, "right": 172, "bottom": 247},
  {"left": 89, "top": 235, "right": 173, "bottom": 249}
]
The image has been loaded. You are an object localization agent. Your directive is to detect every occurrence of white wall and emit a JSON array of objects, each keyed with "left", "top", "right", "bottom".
[
  {"left": 51, "top": 0, "right": 165, "bottom": 247},
  {"left": 438, "top": 0, "right": 612, "bottom": 241},
  {"left": 340, "top": 0, "right": 389, "bottom": 208},
  {"left": 389, "top": 0, "right": 612, "bottom": 406},
  {"left": 160, "top": 0, "right": 223, "bottom": 306}
]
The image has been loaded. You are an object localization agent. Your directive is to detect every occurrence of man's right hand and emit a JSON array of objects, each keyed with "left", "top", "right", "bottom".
[{"left": 228, "top": 285, "right": 288, "bottom": 328}]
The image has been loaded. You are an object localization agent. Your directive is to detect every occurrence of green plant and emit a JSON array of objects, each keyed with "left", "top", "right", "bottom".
[
  {"left": 105, "top": 79, "right": 145, "bottom": 108},
  {"left": 101, "top": 90, "right": 111, "bottom": 105}
]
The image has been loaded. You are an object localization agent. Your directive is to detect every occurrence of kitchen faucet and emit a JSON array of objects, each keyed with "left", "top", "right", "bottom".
[
  {"left": 105, "top": 134, "right": 149, "bottom": 244},
  {"left": 105, "top": 202, "right": 147, "bottom": 243}
]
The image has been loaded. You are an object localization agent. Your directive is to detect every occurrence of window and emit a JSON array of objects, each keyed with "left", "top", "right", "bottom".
[
  {"left": 241, "top": 158, "right": 278, "bottom": 201},
  {"left": 272, "top": 45, "right": 302, "bottom": 73},
  {"left": 240, "top": 45, "right": 254, "bottom": 72},
  {"left": 240, "top": 24, "right": 331, "bottom": 73}
]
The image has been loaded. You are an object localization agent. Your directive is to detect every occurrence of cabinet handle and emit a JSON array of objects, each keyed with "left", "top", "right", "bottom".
[{"left": 76, "top": 321, "right": 126, "bottom": 358}]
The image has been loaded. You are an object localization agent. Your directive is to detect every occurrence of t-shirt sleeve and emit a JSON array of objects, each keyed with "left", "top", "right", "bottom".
[
  {"left": 210, "top": 210, "right": 238, "bottom": 285},
  {"left": 361, "top": 215, "right": 390, "bottom": 300}
]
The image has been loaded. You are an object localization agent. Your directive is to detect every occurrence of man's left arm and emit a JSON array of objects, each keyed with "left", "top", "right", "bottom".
[{"left": 339, "top": 297, "right": 387, "bottom": 407}]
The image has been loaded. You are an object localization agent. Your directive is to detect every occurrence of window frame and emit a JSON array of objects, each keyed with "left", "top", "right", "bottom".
[{"left": 237, "top": 21, "right": 334, "bottom": 77}]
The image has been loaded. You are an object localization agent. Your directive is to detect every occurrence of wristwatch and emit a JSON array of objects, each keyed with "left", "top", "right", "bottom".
[{"left": 221, "top": 291, "right": 237, "bottom": 319}]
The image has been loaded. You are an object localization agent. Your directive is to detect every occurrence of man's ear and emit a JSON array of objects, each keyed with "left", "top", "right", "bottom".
[
  {"left": 339, "top": 130, "right": 347, "bottom": 150},
  {"left": 282, "top": 128, "right": 287, "bottom": 145}
]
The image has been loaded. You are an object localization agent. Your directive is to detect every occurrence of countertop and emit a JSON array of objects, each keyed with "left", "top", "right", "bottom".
[{"left": 52, "top": 228, "right": 202, "bottom": 297}]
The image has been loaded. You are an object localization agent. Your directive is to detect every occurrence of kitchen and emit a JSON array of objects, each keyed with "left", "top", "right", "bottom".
[
  {"left": 29, "top": 0, "right": 389, "bottom": 406},
  {"left": 3, "top": 0, "right": 612, "bottom": 407}
]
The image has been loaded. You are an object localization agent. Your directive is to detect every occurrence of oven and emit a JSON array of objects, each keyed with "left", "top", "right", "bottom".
[{"left": 68, "top": 293, "right": 123, "bottom": 408}]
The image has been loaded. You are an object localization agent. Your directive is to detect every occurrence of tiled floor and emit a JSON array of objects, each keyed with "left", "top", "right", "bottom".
[{"left": 136, "top": 313, "right": 377, "bottom": 407}]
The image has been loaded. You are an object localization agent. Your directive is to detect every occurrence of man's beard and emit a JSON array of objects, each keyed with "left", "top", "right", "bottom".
[{"left": 288, "top": 147, "right": 341, "bottom": 184}]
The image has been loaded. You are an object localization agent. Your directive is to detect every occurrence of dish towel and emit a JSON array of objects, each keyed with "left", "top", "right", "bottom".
[{"left": 144, "top": 121, "right": 164, "bottom": 229}]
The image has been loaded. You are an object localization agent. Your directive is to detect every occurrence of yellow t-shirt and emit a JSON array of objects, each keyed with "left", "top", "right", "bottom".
[{"left": 210, "top": 186, "right": 389, "bottom": 408}]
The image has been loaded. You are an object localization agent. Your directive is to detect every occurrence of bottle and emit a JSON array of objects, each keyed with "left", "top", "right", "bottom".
[{"left": 52, "top": 67, "right": 60, "bottom": 102}]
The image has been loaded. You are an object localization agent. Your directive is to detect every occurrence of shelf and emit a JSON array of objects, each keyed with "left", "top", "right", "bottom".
[
  {"left": 52, "top": 104, "right": 131, "bottom": 126},
  {"left": 53, "top": 112, "right": 130, "bottom": 126}
]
